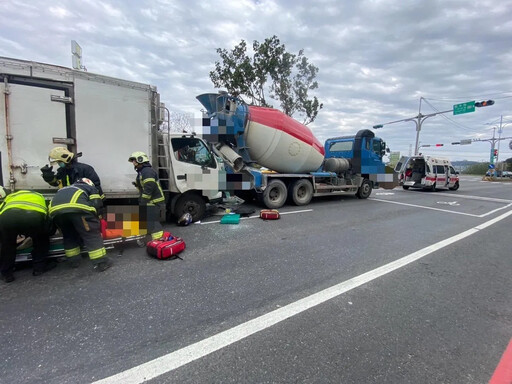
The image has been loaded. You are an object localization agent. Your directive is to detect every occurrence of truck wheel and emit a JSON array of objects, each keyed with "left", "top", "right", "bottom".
[
  {"left": 174, "top": 194, "right": 206, "bottom": 222},
  {"left": 288, "top": 179, "right": 313, "bottom": 206},
  {"left": 402, "top": 186, "right": 410, "bottom": 190},
  {"left": 263, "top": 180, "right": 287, "bottom": 209},
  {"left": 449, "top": 182, "right": 459, "bottom": 191},
  {"left": 356, "top": 179, "right": 372, "bottom": 199}
]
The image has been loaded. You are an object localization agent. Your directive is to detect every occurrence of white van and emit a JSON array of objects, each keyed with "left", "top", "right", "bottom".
[{"left": 394, "top": 155, "right": 460, "bottom": 191}]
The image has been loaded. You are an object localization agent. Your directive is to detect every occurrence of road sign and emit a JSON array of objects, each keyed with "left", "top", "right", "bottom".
[
  {"left": 489, "top": 164, "right": 495, "bottom": 169},
  {"left": 453, "top": 101, "right": 475, "bottom": 115}
]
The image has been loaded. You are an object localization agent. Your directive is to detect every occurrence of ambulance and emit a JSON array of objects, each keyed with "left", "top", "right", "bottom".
[{"left": 394, "top": 155, "right": 460, "bottom": 191}]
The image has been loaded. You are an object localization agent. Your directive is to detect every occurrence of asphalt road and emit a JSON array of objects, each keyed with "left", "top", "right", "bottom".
[{"left": 1, "top": 175, "right": 511, "bottom": 383}]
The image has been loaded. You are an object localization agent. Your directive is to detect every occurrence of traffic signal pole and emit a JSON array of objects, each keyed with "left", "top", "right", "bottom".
[
  {"left": 373, "top": 98, "right": 495, "bottom": 156},
  {"left": 373, "top": 97, "right": 452, "bottom": 155}
]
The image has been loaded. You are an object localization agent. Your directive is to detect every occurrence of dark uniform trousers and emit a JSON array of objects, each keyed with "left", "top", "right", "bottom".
[
  {"left": 0, "top": 209, "right": 50, "bottom": 276},
  {"left": 53, "top": 212, "right": 106, "bottom": 262}
]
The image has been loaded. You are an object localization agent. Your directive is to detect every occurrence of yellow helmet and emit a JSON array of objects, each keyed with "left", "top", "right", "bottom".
[
  {"left": 128, "top": 151, "right": 149, "bottom": 163},
  {"left": 49, "top": 147, "right": 74, "bottom": 164}
]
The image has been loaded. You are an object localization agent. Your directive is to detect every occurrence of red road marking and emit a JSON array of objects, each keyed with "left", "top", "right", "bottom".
[{"left": 489, "top": 338, "right": 512, "bottom": 384}]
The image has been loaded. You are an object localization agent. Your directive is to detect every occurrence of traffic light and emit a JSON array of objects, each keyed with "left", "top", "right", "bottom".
[
  {"left": 435, "top": 144, "right": 444, "bottom": 147},
  {"left": 475, "top": 100, "right": 495, "bottom": 107},
  {"left": 494, "top": 149, "right": 498, "bottom": 157},
  {"left": 372, "top": 124, "right": 383, "bottom": 129}
]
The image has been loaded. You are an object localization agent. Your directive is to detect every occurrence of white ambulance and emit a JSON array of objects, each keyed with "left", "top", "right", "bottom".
[{"left": 394, "top": 155, "right": 460, "bottom": 191}]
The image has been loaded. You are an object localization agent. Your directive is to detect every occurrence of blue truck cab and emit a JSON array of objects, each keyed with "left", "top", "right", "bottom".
[{"left": 324, "top": 129, "right": 389, "bottom": 175}]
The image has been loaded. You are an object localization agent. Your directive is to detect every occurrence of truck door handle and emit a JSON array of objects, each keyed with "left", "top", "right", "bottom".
[{"left": 177, "top": 174, "right": 187, "bottom": 180}]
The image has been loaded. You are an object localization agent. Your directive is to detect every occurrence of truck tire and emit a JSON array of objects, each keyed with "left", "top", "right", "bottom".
[
  {"left": 289, "top": 179, "right": 313, "bottom": 206},
  {"left": 263, "top": 180, "right": 287, "bottom": 209},
  {"left": 356, "top": 179, "right": 372, "bottom": 199},
  {"left": 174, "top": 194, "right": 206, "bottom": 222},
  {"left": 449, "top": 182, "right": 459, "bottom": 191},
  {"left": 402, "top": 185, "right": 410, "bottom": 190}
]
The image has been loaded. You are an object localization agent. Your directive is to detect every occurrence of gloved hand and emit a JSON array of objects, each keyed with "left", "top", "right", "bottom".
[
  {"left": 40, "top": 164, "right": 55, "bottom": 182},
  {"left": 132, "top": 181, "right": 140, "bottom": 190}
]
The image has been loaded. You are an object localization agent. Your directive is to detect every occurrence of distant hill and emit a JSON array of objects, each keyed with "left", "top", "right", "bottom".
[{"left": 452, "top": 160, "right": 480, "bottom": 167}]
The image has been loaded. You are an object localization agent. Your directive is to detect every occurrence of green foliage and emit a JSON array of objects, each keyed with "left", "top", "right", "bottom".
[
  {"left": 210, "top": 35, "right": 323, "bottom": 125},
  {"left": 463, "top": 163, "right": 491, "bottom": 175}
]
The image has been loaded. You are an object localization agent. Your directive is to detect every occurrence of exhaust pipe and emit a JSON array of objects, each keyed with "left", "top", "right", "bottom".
[{"left": 215, "top": 143, "right": 244, "bottom": 172}]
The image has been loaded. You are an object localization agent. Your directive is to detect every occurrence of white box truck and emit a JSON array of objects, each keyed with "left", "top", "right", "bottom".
[{"left": 0, "top": 57, "right": 225, "bottom": 221}]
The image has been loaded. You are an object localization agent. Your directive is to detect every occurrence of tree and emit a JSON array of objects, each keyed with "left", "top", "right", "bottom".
[
  {"left": 209, "top": 35, "right": 323, "bottom": 125},
  {"left": 160, "top": 110, "right": 194, "bottom": 133}
]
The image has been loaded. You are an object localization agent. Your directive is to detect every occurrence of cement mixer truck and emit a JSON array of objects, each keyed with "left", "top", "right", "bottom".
[
  {"left": 196, "top": 92, "right": 397, "bottom": 211},
  {"left": 0, "top": 57, "right": 396, "bottom": 223}
]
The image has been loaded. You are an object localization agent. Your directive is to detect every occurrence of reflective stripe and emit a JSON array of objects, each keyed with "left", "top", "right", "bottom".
[
  {"left": 89, "top": 194, "right": 101, "bottom": 200},
  {"left": 141, "top": 194, "right": 151, "bottom": 199},
  {"left": 0, "top": 191, "right": 47, "bottom": 215},
  {"left": 70, "top": 189, "right": 84, "bottom": 204},
  {"left": 49, "top": 203, "right": 97, "bottom": 215},
  {"left": 65, "top": 247, "right": 81, "bottom": 257},
  {"left": 89, "top": 247, "right": 106, "bottom": 260},
  {"left": 141, "top": 178, "right": 156, "bottom": 185}
]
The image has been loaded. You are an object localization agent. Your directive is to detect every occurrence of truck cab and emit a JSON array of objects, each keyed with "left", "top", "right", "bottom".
[{"left": 395, "top": 155, "right": 459, "bottom": 191}]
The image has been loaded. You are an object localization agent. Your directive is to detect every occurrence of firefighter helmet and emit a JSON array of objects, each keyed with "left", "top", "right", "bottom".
[
  {"left": 49, "top": 147, "right": 74, "bottom": 164},
  {"left": 76, "top": 178, "right": 95, "bottom": 187},
  {"left": 128, "top": 151, "right": 149, "bottom": 163}
]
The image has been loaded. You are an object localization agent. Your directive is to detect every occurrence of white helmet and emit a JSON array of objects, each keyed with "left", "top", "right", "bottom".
[
  {"left": 76, "top": 178, "right": 95, "bottom": 187},
  {"left": 0, "top": 186, "right": 6, "bottom": 199}
]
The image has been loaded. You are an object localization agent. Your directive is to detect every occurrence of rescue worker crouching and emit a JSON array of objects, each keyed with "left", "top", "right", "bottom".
[
  {"left": 0, "top": 186, "right": 57, "bottom": 283},
  {"left": 40, "top": 147, "right": 105, "bottom": 200},
  {"left": 49, "top": 178, "right": 112, "bottom": 272},
  {"left": 128, "top": 151, "right": 166, "bottom": 240}
]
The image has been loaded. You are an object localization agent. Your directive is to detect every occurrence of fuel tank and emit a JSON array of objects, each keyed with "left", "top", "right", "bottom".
[{"left": 244, "top": 106, "right": 325, "bottom": 173}]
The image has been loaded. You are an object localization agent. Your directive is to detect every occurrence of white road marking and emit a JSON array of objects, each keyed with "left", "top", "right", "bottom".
[
  {"left": 437, "top": 201, "right": 460, "bottom": 206},
  {"left": 395, "top": 189, "right": 512, "bottom": 203},
  {"left": 371, "top": 198, "right": 512, "bottom": 218},
  {"left": 92, "top": 209, "right": 512, "bottom": 384},
  {"left": 198, "top": 209, "right": 313, "bottom": 224},
  {"left": 370, "top": 198, "right": 481, "bottom": 217}
]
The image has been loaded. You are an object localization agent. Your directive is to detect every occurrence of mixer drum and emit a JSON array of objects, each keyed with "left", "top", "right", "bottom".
[{"left": 244, "top": 106, "right": 325, "bottom": 173}]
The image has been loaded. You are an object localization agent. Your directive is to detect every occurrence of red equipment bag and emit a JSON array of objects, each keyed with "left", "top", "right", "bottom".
[
  {"left": 146, "top": 235, "right": 186, "bottom": 260},
  {"left": 259, "top": 209, "right": 280, "bottom": 220}
]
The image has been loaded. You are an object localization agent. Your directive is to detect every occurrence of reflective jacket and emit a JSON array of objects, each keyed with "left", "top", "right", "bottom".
[
  {"left": 0, "top": 190, "right": 48, "bottom": 216},
  {"left": 50, "top": 161, "right": 104, "bottom": 199},
  {"left": 134, "top": 163, "right": 165, "bottom": 206},
  {"left": 49, "top": 183, "right": 103, "bottom": 217}
]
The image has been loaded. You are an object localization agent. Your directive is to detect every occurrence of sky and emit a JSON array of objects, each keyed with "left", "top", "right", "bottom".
[{"left": 1, "top": 0, "right": 511, "bottom": 163}]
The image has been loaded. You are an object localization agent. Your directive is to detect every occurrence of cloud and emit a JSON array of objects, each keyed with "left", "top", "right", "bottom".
[{"left": 0, "top": 0, "right": 511, "bottom": 161}]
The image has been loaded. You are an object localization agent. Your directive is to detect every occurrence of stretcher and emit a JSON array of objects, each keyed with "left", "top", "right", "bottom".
[{"left": 15, "top": 233, "right": 147, "bottom": 263}]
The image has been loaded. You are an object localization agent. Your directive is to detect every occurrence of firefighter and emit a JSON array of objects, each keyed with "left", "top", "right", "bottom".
[
  {"left": 40, "top": 147, "right": 105, "bottom": 199},
  {"left": 128, "top": 151, "right": 165, "bottom": 240},
  {"left": 0, "top": 186, "right": 56, "bottom": 283},
  {"left": 49, "top": 178, "right": 111, "bottom": 271}
]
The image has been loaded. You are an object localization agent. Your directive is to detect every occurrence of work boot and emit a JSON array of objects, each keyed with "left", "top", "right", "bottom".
[
  {"left": 94, "top": 258, "right": 112, "bottom": 272},
  {"left": 1, "top": 272, "right": 15, "bottom": 283},
  {"left": 33, "top": 260, "right": 58, "bottom": 276}
]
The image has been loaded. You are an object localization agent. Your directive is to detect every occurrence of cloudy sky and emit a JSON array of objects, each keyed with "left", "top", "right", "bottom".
[{"left": 1, "top": 0, "right": 511, "bottom": 163}]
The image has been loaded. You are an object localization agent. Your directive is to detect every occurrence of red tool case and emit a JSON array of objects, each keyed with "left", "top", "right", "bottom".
[
  {"left": 146, "top": 236, "right": 186, "bottom": 260},
  {"left": 259, "top": 209, "right": 280, "bottom": 220}
]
